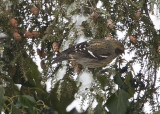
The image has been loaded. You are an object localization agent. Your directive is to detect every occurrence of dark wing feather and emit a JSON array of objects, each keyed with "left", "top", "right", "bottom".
[
  {"left": 52, "top": 41, "right": 89, "bottom": 63},
  {"left": 62, "top": 41, "right": 89, "bottom": 54},
  {"left": 52, "top": 39, "right": 113, "bottom": 64},
  {"left": 71, "top": 39, "right": 112, "bottom": 60},
  {"left": 87, "top": 39, "right": 112, "bottom": 59}
]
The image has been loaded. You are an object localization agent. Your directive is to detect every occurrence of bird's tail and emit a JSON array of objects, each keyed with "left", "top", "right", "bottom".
[{"left": 52, "top": 53, "right": 69, "bottom": 64}]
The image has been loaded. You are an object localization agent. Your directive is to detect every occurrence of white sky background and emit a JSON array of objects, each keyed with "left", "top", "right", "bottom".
[{"left": 31, "top": 1, "right": 160, "bottom": 113}]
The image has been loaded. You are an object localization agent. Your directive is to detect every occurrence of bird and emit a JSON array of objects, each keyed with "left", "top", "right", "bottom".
[{"left": 52, "top": 39, "right": 124, "bottom": 68}]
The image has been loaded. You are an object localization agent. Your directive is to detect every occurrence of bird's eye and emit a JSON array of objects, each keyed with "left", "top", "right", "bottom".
[{"left": 115, "top": 48, "right": 124, "bottom": 55}]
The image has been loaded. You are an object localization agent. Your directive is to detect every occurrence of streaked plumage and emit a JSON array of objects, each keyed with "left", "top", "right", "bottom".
[{"left": 52, "top": 39, "right": 124, "bottom": 68}]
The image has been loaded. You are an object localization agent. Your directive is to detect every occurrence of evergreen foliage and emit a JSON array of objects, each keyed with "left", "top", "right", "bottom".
[{"left": 0, "top": 0, "right": 160, "bottom": 113}]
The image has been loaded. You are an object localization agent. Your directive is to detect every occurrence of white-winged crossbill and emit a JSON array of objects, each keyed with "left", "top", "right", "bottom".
[{"left": 52, "top": 39, "right": 124, "bottom": 68}]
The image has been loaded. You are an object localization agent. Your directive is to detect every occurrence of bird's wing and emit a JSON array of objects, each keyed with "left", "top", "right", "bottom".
[
  {"left": 62, "top": 41, "right": 89, "bottom": 54},
  {"left": 52, "top": 41, "right": 89, "bottom": 63},
  {"left": 66, "top": 39, "right": 112, "bottom": 60},
  {"left": 87, "top": 39, "right": 112, "bottom": 59}
]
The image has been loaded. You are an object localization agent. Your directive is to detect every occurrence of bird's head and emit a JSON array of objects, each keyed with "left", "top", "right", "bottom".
[{"left": 111, "top": 40, "right": 124, "bottom": 55}]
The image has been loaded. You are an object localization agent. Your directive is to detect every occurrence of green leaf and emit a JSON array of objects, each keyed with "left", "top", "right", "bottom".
[
  {"left": 97, "top": 75, "right": 107, "bottom": 88},
  {"left": 105, "top": 89, "right": 129, "bottom": 114},
  {"left": 94, "top": 104, "right": 106, "bottom": 114},
  {"left": 0, "top": 85, "right": 5, "bottom": 112},
  {"left": 124, "top": 72, "right": 135, "bottom": 98},
  {"left": 16, "top": 95, "right": 36, "bottom": 109},
  {"left": 114, "top": 74, "right": 128, "bottom": 91},
  {"left": 11, "top": 104, "right": 19, "bottom": 114}
]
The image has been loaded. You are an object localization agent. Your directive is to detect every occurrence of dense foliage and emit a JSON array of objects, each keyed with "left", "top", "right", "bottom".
[{"left": 0, "top": 0, "right": 160, "bottom": 113}]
